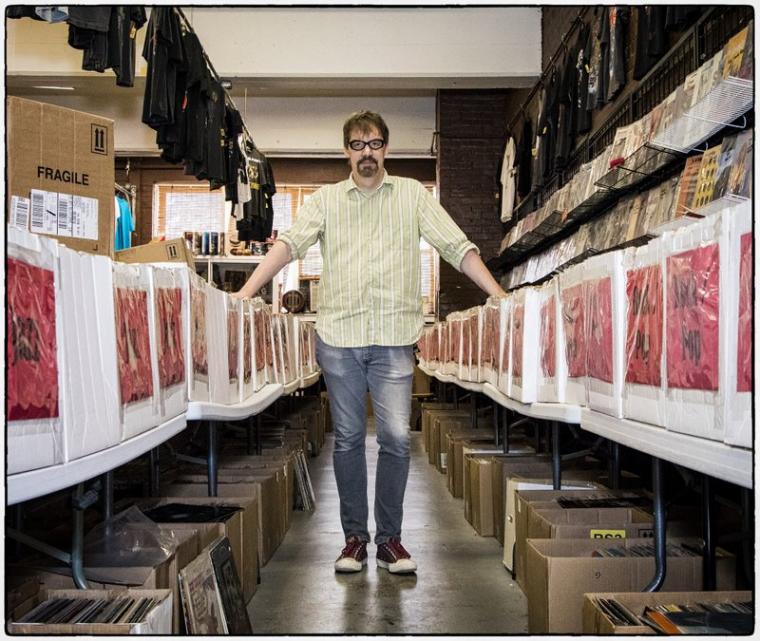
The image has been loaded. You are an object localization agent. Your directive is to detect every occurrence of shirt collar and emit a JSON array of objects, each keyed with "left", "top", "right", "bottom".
[{"left": 344, "top": 171, "right": 394, "bottom": 194}]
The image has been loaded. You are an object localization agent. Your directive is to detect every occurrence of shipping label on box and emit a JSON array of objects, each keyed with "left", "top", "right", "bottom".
[{"left": 7, "top": 97, "right": 115, "bottom": 256}]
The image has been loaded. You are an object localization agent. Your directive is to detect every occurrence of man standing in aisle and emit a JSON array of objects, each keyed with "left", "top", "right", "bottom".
[{"left": 234, "top": 111, "right": 505, "bottom": 574}]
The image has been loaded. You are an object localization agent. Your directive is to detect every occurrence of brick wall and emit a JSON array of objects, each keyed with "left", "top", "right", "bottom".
[{"left": 436, "top": 89, "right": 527, "bottom": 318}]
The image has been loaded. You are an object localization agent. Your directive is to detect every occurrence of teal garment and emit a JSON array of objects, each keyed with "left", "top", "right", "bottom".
[{"left": 114, "top": 194, "right": 135, "bottom": 251}]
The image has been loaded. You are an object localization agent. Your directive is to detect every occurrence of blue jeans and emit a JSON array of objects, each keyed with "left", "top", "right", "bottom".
[{"left": 316, "top": 334, "right": 414, "bottom": 545}]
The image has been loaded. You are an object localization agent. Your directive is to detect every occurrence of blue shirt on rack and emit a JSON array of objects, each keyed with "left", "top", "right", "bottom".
[{"left": 114, "top": 194, "right": 135, "bottom": 251}]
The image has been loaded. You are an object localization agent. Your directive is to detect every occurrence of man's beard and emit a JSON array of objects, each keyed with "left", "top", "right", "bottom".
[{"left": 357, "top": 158, "right": 378, "bottom": 177}]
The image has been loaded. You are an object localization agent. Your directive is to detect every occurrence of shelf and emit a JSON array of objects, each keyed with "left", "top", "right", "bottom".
[
  {"left": 580, "top": 409, "right": 752, "bottom": 490},
  {"left": 652, "top": 76, "right": 753, "bottom": 154},
  {"left": 8, "top": 414, "right": 188, "bottom": 506},
  {"left": 283, "top": 379, "right": 300, "bottom": 396},
  {"left": 417, "top": 362, "right": 581, "bottom": 424},
  {"left": 186, "top": 383, "right": 284, "bottom": 421},
  {"left": 300, "top": 371, "right": 321, "bottom": 388},
  {"left": 595, "top": 143, "right": 681, "bottom": 192},
  {"left": 194, "top": 255, "right": 266, "bottom": 265}
]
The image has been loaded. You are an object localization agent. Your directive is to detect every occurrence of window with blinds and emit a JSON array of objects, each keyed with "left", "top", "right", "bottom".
[{"left": 152, "top": 183, "right": 228, "bottom": 239}]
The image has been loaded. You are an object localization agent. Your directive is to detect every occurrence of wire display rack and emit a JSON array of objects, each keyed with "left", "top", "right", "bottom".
[
  {"left": 594, "top": 143, "right": 682, "bottom": 192},
  {"left": 652, "top": 76, "right": 754, "bottom": 153}
]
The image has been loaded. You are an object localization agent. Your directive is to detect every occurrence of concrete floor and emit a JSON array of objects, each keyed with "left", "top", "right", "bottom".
[{"left": 248, "top": 423, "right": 528, "bottom": 634}]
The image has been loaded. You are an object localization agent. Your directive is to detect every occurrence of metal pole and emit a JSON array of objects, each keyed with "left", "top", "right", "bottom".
[
  {"left": 208, "top": 421, "right": 218, "bottom": 497},
  {"left": 101, "top": 471, "right": 114, "bottom": 521},
  {"left": 702, "top": 474, "right": 715, "bottom": 591},
  {"left": 13, "top": 505, "right": 23, "bottom": 557},
  {"left": 534, "top": 420, "right": 541, "bottom": 453},
  {"left": 741, "top": 488, "right": 753, "bottom": 586},
  {"left": 247, "top": 416, "right": 254, "bottom": 455},
  {"left": 608, "top": 441, "right": 621, "bottom": 490},
  {"left": 71, "top": 484, "right": 88, "bottom": 589},
  {"left": 644, "top": 457, "right": 667, "bottom": 592},
  {"left": 492, "top": 401, "right": 499, "bottom": 446},
  {"left": 256, "top": 414, "right": 263, "bottom": 455},
  {"left": 148, "top": 447, "right": 160, "bottom": 497},
  {"left": 502, "top": 407, "right": 511, "bottom": 454},
  {"left": 470, "top": 392, "right": 477, "bottom": 430},
  {"left": 551, "top": 422, "right": 561, "bottom": 490}
]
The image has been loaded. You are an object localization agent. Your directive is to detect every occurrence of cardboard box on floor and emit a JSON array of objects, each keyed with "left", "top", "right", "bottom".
[
  {"left": 431, "top": 416, "right": 472, "bottom": 471},
  {"left": 7, "top": 96, "right": 115, "bottom": 257},
  {"left": 526, "top": 537, "right": 736, "bottom": 634},
  {"left": 516, "top": 507, "right": 656, "bottom": 593},
  {"left": 413, "top": 365, "right": 431, "bottom": 394},
  {"left": 8, "top": 588, "right": 173, "bottom": 635},
  {"left": 503, "top": 476, "right": 605, "bottom": 571},
  {"left": 419, "top": 403, "right": 458, "bottom": 451},
  {"left": 424, "top": 410, "right": 470, "bottom": 462},
  {"left": 8, "top": 527, "right": 198, "bottom": 634},
  {"left": 446, "top": 435, "right": 502, "bottom": 498},
  {"left": 169, "top": 469, "right": 282, "bottom": 568},
  {"left": 128, "top": 496, "right": 258, "bottom": 605},
  {"left": 582, "top": 590, "right": 753, "bottom": 634}
]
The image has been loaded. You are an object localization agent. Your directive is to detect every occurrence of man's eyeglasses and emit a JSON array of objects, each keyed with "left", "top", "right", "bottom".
[{"left": 348, "top": 139, "right": 385, "bottom": 151}]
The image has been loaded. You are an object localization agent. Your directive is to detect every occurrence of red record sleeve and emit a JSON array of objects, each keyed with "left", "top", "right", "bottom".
[
  {"left": 540, "top": 296, "right": 556, "bottom": 378},
  {"left": 625, "top": 265, "right": 663, "bottom": 386},
  {"left": 114, "top": 287, "right": 154, "bottom": 404},
  {"left": 190, "top": 284, "right": 208, "bottom": 376},
  {"left": 156, "top": 288, "right": 186, "bottom": 389},
  {"left": 737, "top": 233, "right": 752, "bottom": 392},
  {"left": 7, "top": 258, "right": 59, "bottom": 421},
  {"left": 253, "top": 309, "right": 266, "bottom": 372},
  {"left": 243, "top": 312, "right": 252, "bottom": 384},
  {"left": 469, "top": 315, "right": 480, "bottom": 367},
  {"left": 227, "top": 307, "right": 240, "bottom": 381},
  {"left": 666, "top": 244, "right": 720, "bottom": 390},
  {"left": 512, "top": 304, "right": 525, "bottom": 379},
  {"left": 561, "top": 283, "right": 587, "bottom": 378},
  {"left": 586, "top": 277, "right": 614, "bottom": 383}
]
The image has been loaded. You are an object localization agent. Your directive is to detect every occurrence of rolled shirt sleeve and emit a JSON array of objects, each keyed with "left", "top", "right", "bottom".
[
  {"left": 416, "top": 185, "right": 479, "bottom": 271},
  {"left": 278, "top": 192, "right": 325, "bottom": 260}
]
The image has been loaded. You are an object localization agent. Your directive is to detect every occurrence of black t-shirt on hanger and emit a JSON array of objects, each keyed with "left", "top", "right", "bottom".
[
  {"left": 516, "top": 116, "right": 533, "bottom": 200},
  {"left": 607, "top": 7, "right": 630, "bottom": 101},
  {"left": 107, "top": 6, "right": 148, "bottom": 87},
  {"left": 634, "top": 6, "right": 668, "bottom": 80},
  {"left": 597, "top": 6, "right": 610, "bottom": 107},
  {"left": 575, "top": 21, "right": 592, "bottom": 136},
  {"left": 203, "top": 79, "right": 228, "bottom": 189},
  {"left": 142, "top": 7, "right": 184, "bottom": 129}
]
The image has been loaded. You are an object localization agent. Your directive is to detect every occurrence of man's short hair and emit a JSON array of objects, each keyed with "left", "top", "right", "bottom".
[{"left": 343, "top": 111, "right": 390, "bottom": 148}]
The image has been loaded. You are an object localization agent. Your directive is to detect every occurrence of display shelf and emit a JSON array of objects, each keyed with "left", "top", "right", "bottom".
[
  {"left": 186, "top": 383, "right": 283, "bottom": 421},
  {"left": 418, "top": 362, "right": 581, "bottom": 424},
  {"left": 300, "top": 371, "right": 321, "bottom": 388},
  {"left": 194, "top": 255, "right": 266, "bottom": 265},
  {"left": 283, "top": 379, "right": 300, "bottom": 396},
  {"left": 595, "top": 143, "right": 681, "bottom": 192},
  {"left": 8, "top": 414, "right": 188, "bottom": 506},
  {"left": 652, "top": 76, "right": 753, "bottom": 154},
  {"left": 580, "top": 409, "right": 752, "bottom": 490}
]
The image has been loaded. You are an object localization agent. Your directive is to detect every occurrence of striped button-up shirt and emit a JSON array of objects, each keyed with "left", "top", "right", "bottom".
[{"left": 279, "top": 172, "right": 478, "bottom": 348}]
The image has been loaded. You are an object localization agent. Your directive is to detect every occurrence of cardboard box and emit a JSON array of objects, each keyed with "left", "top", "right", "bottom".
[
  {"left": 431, "top": 416, "right": 473, "bottom": 471},
  {"left": 422, "top": 408, "right": 469, "bottom": 460},
  {"left": 582, "top": 590, "right": 753, "bottom": 634},
  {"left": 503, "top": 476, "right": 603, "bottom": 572},
  {"left": 169, "top": 469, "right": 282, "bottom": 568},
  {"left": 129, "top": 496, "right": 258, "bottom": 604},
  {"left": 446, "top": 435, "right": 501, "bottom": 498},
  {"left": 7, "top": 96, "right": 115, "bottom": 257},
  {"left": 465, "top": 456, "right": 495, "bottom": 535},
  {"left": 115, "top": 238, "right": 194, "bottom": 268},
  {"left": 516, "top": 507, "right": 659, "bottom": 593},
  {"left": 526, "top": 537, "right": 736, "bottom": 633},
  {"left": 420, "top": 402, "right": 458, "bottom": 449},
  {"left": 8, "top": 588, "right": 172, "bottom": 635}
]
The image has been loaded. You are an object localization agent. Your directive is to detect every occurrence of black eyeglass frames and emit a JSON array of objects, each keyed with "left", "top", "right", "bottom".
[{"left": 348, "top": 138, "right": 386, "bottom": 151}]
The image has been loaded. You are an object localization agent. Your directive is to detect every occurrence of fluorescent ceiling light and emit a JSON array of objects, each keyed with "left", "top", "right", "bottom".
[{"left": 32, "top": 85, "right": 76, "bottom": 91}]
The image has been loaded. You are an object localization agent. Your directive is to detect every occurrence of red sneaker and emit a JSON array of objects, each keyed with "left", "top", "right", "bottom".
[
  {"left": 334, "top": 536, "right": 368, "bottom": 573},
  {"left": 376, "top": 538, "right": 417, "bottom": 574}
]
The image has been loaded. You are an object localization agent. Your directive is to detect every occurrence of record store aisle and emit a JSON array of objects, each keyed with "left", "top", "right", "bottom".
[{"left": 248, "top": 423, "right": 528, "bottom": 634}]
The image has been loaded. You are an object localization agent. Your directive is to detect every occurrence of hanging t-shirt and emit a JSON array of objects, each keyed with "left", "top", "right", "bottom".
[
  {"left": 142, "top": 7, "right": 184, "bottom": 129},
  {"left": 108, "top": 6, "right": 148, "bottom": 87},
  {"left": 607, "top": 7, "right": 630, "bottom": 101},
  {"left": 114, "top": 195, "right": 135, "bottom": 251},
  {"left": 586, "top": 8, "right": 603, "bottom": 111},
  {"left": 597, "top": 6, "right": 611, "bottom": 107},
  {"left": 204, "top": 79, "right": 228, "bottom": 189},
  {"left": 575, "top": 21, "right": 592, "bottom": 136},
  {"left": 516, "top": 116, "right": 533, "bottom": 200},
  {"left": 634, "top": 7, "right": 667, "bottom": 80},
  {"left": 499, "top": 136, "right": 517, "bottom": 222}
]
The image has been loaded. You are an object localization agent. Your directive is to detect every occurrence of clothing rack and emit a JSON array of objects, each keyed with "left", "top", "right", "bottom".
[
  {"left": 507, "top": 7, "right": 589, "bottom": 135},
  {"left": 173, "top": 6, "right": 257, "bottom": 150}
]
